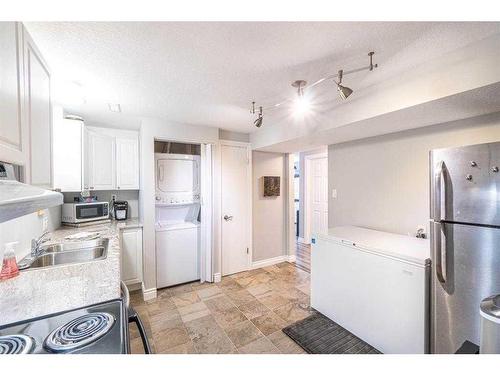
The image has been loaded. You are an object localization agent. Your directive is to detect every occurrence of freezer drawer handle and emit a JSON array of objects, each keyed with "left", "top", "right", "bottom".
[
  {"left": 434, "top": 160, "right": 445, "bottom": 220},
  {"left": 433, "top": 222, "right": 446, "bottom": 283}
]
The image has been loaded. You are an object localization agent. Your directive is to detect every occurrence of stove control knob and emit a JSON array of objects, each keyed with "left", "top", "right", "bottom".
[
  {"left": 466, "top": 174, "right": 473, "bottom": 181},
  {"left": 470, "top": 161, "right": 477, "bottom": 167}
]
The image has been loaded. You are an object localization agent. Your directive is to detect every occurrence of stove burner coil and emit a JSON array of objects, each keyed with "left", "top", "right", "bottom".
[
  {"left": 0, "top": 334, "right": 35, "bottom": 354},
  {"left": 43, "top": 312, "right": 115, "bottom": 353}
]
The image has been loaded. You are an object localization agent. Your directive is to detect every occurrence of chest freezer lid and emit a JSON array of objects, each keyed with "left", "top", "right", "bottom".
[{"left": 315, "top": 226, "right": 430, "bottom": 266}]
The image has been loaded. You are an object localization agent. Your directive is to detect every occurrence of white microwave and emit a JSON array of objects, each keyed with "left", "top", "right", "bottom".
[{"left": 62, "top": 202, "right": 109, "bottom": 224}]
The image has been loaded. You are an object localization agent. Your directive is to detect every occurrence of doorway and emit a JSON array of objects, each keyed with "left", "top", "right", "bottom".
[
  {"left": 292, "top": 150, "right": 328, "bottom": 272},
  {"left": 220, "top": 141, "right": 252, "bottom": 276}
]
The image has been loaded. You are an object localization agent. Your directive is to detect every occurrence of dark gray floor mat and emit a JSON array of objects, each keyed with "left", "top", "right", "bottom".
[{"left": 282, "top": 312, "right": 382, "bottom": 354}]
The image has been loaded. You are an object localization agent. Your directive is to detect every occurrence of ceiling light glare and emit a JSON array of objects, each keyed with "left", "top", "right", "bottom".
[{"left": 293, "top": 95, "right": 311, "bottom": 117}]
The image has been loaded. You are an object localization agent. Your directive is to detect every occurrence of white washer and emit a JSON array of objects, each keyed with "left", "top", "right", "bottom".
[{"left": 155, "top": 204, "right": 201, "bottom": 288}]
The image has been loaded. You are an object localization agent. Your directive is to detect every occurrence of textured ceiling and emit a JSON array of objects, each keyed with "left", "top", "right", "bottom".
[{"left": 25, "top": 22, "right": 500, "bottom": 132}]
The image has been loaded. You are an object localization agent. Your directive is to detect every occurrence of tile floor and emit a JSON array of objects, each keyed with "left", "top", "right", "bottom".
[{"left": 129, "top": 262, "right": 311, "bottom": 354}]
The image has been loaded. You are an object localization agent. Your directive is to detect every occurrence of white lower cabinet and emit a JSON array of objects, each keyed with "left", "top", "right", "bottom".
[{"left": 120, "top": 227, "right": 143, "bottom": 286}]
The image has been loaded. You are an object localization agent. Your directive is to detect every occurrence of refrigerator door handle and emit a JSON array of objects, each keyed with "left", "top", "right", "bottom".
[
  {"left": 432, "top": 221, "right": 446, "bottom": 283},
  {"left": 433, "top": 160, "right": 445, "bottom": 220}
]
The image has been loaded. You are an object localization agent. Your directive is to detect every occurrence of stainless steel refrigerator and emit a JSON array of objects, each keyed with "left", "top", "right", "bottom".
[{"left": 430, "top": 141, "right": 500, "bottom": 353}]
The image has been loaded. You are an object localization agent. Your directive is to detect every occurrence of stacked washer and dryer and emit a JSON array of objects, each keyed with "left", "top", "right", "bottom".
[{"left": 155, "top": 153, "right": 201, "bottom": 289}]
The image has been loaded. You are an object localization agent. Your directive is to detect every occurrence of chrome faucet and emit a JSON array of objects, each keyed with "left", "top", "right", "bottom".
[{"left": 31, "top": 231, "right": 51, "bottom": 257}]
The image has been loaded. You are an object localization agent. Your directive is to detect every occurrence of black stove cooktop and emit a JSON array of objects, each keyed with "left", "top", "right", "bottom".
[{"left": 0, "top": 299, "right": 128, "bottom": 354}]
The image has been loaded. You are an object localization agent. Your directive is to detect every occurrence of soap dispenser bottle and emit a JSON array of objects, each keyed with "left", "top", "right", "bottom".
[{"left": 0, "top": 242, "right": 20, "bottom": 280}]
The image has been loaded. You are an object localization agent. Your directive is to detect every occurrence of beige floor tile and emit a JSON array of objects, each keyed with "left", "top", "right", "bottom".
[
  {"left": 172, "top": 291, "right": 201, "bottom": 307},
  {"left": 246, "top": 283, "right": 272, "bottom": 298},
  {"left": 238, "top": 336, "right": 280, "bottom": 354},
  {"left": 212, "top": 307, "right": 248, "bottom": 329},
  {"left": 224, "top": 320, "right": 265, "bottom": 348},
  {"left": 204, "top": 295, "right": 235, "bottom": 312},
  {"left": 273, "top": 302, "right": 311, "bottom": 324},
  {"left": 160, "top": 341, "right": 197, "bottom": 354},
  {"left": 196, "top": 285, "right": 223, "bottom": 300},
  {"left": 258, "top": 292, "right": 294, "bottom": 310},
  {"left": 130, "top": 337, "right": 146, "bottom": 354},
  {"left": 148, "top": 307, "right": 180, "bottom": 325},
  {"left": 184, "top": 315, "right": 221, "bottom": 341},
  {"left": 251, "top": 311, "right": 288, "bottom": 336},
  {"left": 167, "top": 283, "right": 194, "bottom": 296},
  {"left": 190, "top": 281, "right": 215, "bottom": 291},
  {"left": 218, "top": 279, "right": 243, "bottom": 293},
  {"left": 154, "top": 327, "right": 191, "bottom": 352},
  {"left": 226, "top": 289, "right": 257, "bottom": 307},
  {"left": 150, "top": 315, "right": 184, "bottom": 335},
  {"left": 178, "top": 301, "right": 210, "bottom": 323},
  {"left": 296, "top": 283, "right": 311, "bottom": 296},
  {"left": 267, "top": 330, "right": 306, "bottom": 354},
  {"left": 237, "top": 300, "right": 270, "bottom": 320},
  {"left": 193, "top": 331, "right": 237, "bottom": 354}
]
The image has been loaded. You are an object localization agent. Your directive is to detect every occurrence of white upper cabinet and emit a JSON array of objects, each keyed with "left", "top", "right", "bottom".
[
  {"left": 85, "top": 126, "right": 139, "bottom": 191},
  {"left": 116, "top": 137, "right": 139, "bottom": 190},
  {"left": 24, "top": 28, "right": 52, "bottom": 188},
  {"left": 0, "top": 23, "right": 28, "bottom": 172},
  {"left": 52, "top": 107, "right": 83, "bottom": 192},
  {"left": 86, "top": 129, "right": 116, "bottom": 191},
  {"left": 0, "top": 23, "right": 52, "bottom": 186}
]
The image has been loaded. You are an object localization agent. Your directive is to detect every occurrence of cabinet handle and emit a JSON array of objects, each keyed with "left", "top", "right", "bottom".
[
  {"left": 117, "top": 186, "right": 120, "bottom": 190},
  {"left": 90, "top": 186, "right": 94, "bottom": 190}
]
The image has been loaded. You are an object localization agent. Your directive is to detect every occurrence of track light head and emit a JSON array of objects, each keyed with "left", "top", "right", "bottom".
[
  {"left": 254, "top": 113, "right": 263, "bottom": 128},
  {"left": 337, "top": 84, "right": 353, "bottom": 100}
]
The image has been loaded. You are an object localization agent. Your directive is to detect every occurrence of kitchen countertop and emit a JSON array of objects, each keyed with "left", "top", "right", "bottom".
[{"left": 0, "top": 218, "right": 142, "bottom": 326}]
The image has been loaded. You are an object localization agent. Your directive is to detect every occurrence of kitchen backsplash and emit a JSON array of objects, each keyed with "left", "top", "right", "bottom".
[
  {"left": 62, "top": 190, "right": 139, "bottom": 219},
  {"left": 0, "top": 206, "right": 61, "bottom": 260}
]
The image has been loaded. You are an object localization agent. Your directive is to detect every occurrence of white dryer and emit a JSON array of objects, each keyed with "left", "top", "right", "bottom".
[{"left": 155, "top": 153, "right": 200, "bottom": 205}]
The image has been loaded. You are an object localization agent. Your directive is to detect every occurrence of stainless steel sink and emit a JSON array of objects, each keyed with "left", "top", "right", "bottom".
[{"left": 19, "top": 238, "right": 108, "bottom": 270}]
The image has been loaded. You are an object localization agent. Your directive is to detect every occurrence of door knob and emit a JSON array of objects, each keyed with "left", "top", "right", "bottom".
[{"left": 223, "top": 215, "right": 233, "bottom": 221}]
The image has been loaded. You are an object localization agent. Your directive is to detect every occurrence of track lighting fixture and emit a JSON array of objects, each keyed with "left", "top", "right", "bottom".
[
  {"left": 251, "top": 101, "right": 263, "bottom": 128},
  {"left": 335, "top": 70, "right": 353, "bottom": 100},
  {"left": 251, "top": 51, "right": 378, "bottom": 127}
]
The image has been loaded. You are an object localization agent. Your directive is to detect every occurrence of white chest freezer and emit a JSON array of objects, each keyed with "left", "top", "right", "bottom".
[{"left": 311, "top": 226, "right": 430, "bottom": 354}]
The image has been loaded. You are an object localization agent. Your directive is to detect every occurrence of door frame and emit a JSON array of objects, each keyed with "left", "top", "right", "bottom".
[
  {"left": 303, "top": 152, "right": 328, "bottom": 244},
  {"left": 219, "top": 140, "right": 253, "bottom": 276}
]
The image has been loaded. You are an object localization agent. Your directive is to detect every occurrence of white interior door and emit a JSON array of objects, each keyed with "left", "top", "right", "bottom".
[
  {"left": 200, "top": 143, "right": 213, "bottom": 283},
  {"left": 308, "top": 155, "right": 328, "bottom": 240},
  {"left": 221, "top": 142, "right": 251, "bottom": 276}
]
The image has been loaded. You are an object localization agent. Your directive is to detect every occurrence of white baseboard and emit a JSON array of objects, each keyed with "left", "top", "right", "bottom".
[
  {"left": 142, "top": 286, "right": 157, "bottom": 301},
  {"left": 213, "top": 273, "right": 222, "bottom": 283},
  {"left": 251, "top": 255, "right": 289, "bottom": 269},
  {"left": 287, "top": 255, "right": 296, "bottom": 263}
]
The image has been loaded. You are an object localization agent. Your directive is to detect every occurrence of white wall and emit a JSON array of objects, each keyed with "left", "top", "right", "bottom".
[
  {"left": 252, "top": 151, "right": 287, "bottom": 262},
  {"left": 0, "top": 206, "right": 61, "bottom": 260},
  {"left": 328, "top": 112, "right": 500, "bottom": 237},
  {"left": 139, "top": 117, "right": 219, "bottom": 293},
  {"left": 219, "top": 129, "right": 249, "bottom": 143}
]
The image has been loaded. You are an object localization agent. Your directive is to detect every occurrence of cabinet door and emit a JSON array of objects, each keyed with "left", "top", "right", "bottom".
[
  {"left": 116, "top": 137, "right": 139, "bottom": 190},
  {"left": 25, "top": 28, "right": 52, "bottom": 188},
  {"left": 121, "top": 228, "right": 143, "bottom": 285},
  {"left": 53, "top": 112, "right": 83, "bottom": 192},
  {"left": 0, "top": 23, "right": 27, "bottom": 169},
  {"left": 87, "top": 130, "right": 115, "bottom": 190}
]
